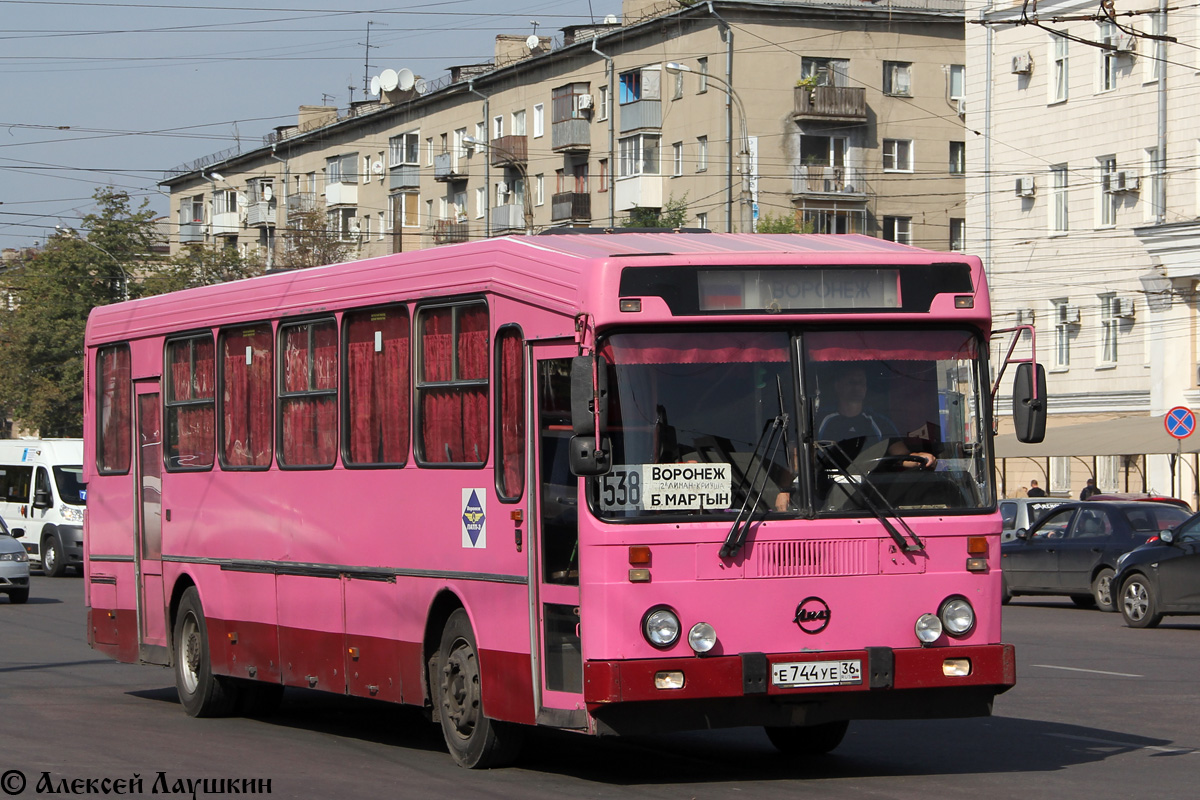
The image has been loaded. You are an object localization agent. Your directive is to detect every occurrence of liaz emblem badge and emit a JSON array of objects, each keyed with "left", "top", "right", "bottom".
[
  {"left": 462, "top": 489, "right": 487, "bottom": 548},
  {"left": 794, "top": 597, "right": 831, "bottom": 634}
]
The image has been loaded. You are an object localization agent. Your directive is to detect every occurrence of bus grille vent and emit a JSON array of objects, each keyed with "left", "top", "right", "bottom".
[{"left": 753, "top": 539, "right": 877, "bottom": 578}]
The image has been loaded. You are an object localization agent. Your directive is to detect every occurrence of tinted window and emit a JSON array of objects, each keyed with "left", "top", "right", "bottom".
[
  {"left": 1000, "top": 502, "right": 1017, "bottom": 530},
  {"left": 1124, "top": 505, "right": 1190, "bottom": 533},
  {"left": 53, "top": 466, "right": 86, "bottom": 505}
]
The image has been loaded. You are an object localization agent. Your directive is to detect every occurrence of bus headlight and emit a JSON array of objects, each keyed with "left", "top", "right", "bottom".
[
  {"left": 915, "top": 613, "right": 943, "bottom": 644},
  {"left": 642, "top": 607, "right": 681, "bottom": 649},
  {"left": 939, "top": 597, "right": 976, "bottom": 638},
  {"left": 687, "top": 622, "right": 717, "bottom": 654}
]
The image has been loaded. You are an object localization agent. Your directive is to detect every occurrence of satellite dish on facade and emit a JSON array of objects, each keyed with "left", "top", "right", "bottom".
[
  {"left": 262, "top": 185, "right": 273, "bottom": 201},
  {"left": 526, "top": 34, "right": 540, "bottom": 50},
  {"left": 396, "top": 68, "right": 415, "bottom": 91},
  {"left": 414, "top": 77, "right": 428, "bottom": 94},
  {"left": 379, "top": 68, "right": 399, "bottom": 92},
  {"left": 369, "top": 75, "right": 381, "bottom": 96},
  {"left": 604, "top": 14, "right": 617, "bottom": 24}
]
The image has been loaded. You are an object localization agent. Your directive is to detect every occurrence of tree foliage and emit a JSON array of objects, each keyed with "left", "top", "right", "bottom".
[
  {"left": 280, "top": 207, "right": 356, "bottom": 269},
  {"left": 140, "top": 244, "right": 262, "bottom": 296},
  {"left": 754, "top": 212, "right": 813, "bottom": 234},
  {"left": 622, "top": 195, "right": 690, "bottom": 229}
]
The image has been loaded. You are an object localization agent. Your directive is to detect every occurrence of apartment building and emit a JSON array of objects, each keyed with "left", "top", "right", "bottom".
[
  {"left": 968, "top": 0, "right": 1200, "bottom": 501},
  {"left": 161, "top": 0, "right": 967, "bottom": 264}
]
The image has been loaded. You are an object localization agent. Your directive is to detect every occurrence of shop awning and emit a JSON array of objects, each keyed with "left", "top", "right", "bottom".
[{"left": 994, "top": 414, "right": 1200, "bottom": 458}]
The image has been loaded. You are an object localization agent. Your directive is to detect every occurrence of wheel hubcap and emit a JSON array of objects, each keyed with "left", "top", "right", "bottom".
[
  {"left": 179, "top": 614, "right": 201, "bottom": 693},
  {"left": 1097, "top": 575, "right": 1112, "bottom": 607},
  {"left": 44, "top": 547, "right": 56, "bottom": 571},
  {"left": 1123, "top": 584, "right": 1148, "bottom": 620},
  {"left": 441, "top": 640, "right": 480, "bottom": 739}
]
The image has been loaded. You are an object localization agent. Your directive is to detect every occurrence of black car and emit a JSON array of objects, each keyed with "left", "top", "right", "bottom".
[
  {"left": 1000, "top": 501, "right": 1191, "bottom": 611},
  {"left": 1113, "top": 512, "right": 1200, "bottom": 627}
]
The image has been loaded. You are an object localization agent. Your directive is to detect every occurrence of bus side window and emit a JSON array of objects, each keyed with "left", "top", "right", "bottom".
[{"left": 540, "top": 359, "right": 578, "bottom": 585}]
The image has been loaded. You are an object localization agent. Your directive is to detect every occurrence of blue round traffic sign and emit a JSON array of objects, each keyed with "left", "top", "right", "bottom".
[{"left": 1165, "top": 406, "right": 1195, "bottom": 439}]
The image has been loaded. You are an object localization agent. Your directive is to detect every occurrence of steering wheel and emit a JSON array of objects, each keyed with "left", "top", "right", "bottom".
[{"left": 866, "top": 454, "right": 931, "bottom": 471}]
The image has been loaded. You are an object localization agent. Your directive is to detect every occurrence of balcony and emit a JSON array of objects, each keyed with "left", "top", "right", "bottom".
[
  {"left": 325, "top": 182, "right": 358, "bottom": 206},
  {"left": 619, "top": 99, "right": 662, "bottom": 134},
  {"left": 488, "top": 135, "right": 527, "bottom": 166},
  {"left": 179, "top": 222, "right": 204, "bottom": 243},
  {"left": 551, "top": 119, "right": 590, "bottom": 153},
  {"left": 551, "top": 192, "right": 591, "bottom": 222},
  {"left": 389, "top": 164, "right": 420, "bottom": 191},
  {"left": 793, "top": 86, "right": 868, "bottom": 124},
  {"left": 212, "top": 212, "right": 239, "bottom": 236},
  {"left": 490, "top": 203, "right": 527, "bottom": 233},
  {"left": 434, "top": 152, "right": 466, "bottom": 182},
  {"left": 614, "top": 175, "right": 663, "bottom": 212},
  {"left": 245, "top": 201, "right": 275, "bottom": 227},
  {"left": 287, "top": 192, "right": 318, "bottom": 219},
  {"left": 792, "top": 165, "right": 869, "bottom": 200},
  {"left": 434, "top": 219, "right": 470, "bottom": 244}
]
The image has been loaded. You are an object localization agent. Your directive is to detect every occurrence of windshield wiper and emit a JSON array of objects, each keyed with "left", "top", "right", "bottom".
[
  {"left": 719, "top": 410, "right": 789, "bottom": 560},
  {"left": 813, "top": 440, "right": 925, "bottom": 553}
]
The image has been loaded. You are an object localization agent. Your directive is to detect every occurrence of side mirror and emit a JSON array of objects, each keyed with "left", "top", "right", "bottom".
[
  {"left": 1015, "top": 528, "right": 1029, "bottom": 541},
  {"left": 33, "top": 489, "right": 52, "bottom": 510},
  {"left": 1012, "top": 362, "right": 1047, "bottom": 444},
  {"left": 1160, "top": 529, "right": 1175, "bottom": 544},
  {"left": 10, "top": 527, "right": 24, "bottom": 539},
  {"left": 570, "top": 355, "right": 609, "bottom": 436},
  {"left": 569, "top": 435, "right": 611, "bottom": 477}
]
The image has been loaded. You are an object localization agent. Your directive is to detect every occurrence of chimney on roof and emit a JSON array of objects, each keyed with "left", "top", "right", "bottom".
[{"left": 494, "top": 34, "right": 551, "bottom": 67}]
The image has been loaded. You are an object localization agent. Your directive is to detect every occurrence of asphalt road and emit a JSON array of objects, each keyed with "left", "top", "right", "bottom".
[{"left": 1, "top": 575, "right": 1197, "bottom": 799}]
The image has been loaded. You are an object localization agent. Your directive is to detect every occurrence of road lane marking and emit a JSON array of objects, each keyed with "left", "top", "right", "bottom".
[
  {"left": 1030, "top": 664, "right": 1143, "bottom": 677},
  {"left": 1047, "top": 733, "right": 1196, "bottom": 754}
]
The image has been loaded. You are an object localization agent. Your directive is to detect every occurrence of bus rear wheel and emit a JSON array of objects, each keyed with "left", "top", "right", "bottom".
[
  {"left": 435, "top": 609, "right": 523, "bottom": 768},
  {"left": 173, "top": 587, "right": 238, "bottom": 717},
  {"left": 765, "top": 720, "right": 849, "bottom": 756}
]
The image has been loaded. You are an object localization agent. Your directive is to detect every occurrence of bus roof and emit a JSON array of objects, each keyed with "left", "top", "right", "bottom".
[{"left": 86, "top": 233, "right": 982, "bottom": 345}]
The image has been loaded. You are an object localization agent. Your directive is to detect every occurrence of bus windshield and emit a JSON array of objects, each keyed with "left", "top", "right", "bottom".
[{"left": 591, "top": 328, "right": 990, "bottom": 520}]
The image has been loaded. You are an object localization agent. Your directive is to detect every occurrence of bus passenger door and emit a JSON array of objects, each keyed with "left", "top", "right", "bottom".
[
  {"left": 530, "top": 347, "right": 587, "bottom": 728},
  {"left": 135, "top": 382, "right": 168, "bottom": 662}
]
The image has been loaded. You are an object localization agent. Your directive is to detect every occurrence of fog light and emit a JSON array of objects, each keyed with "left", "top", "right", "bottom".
[
  {"left": 688, "top": 622, "right": 717, "bottom": 653},
  {"left": 655, "top": 670, "right": 685, "bottom": 689},
  {"left": 643, "top": 607, "right": 681, "bottom": 648},
  {"left": 943, "top": 658, "right": 972, "bottom": 677},
  {"left": 939, "top": 597, "right": 976, "bottom": 637},
  {"left": 915, "top": 613, "right": 943, "bottom": 644},
  {"left": 628, "top": 568, "right": 651, "bottom": 582},
  {"left": 966, "top": 557, "right": 988, "bottom": 572}
]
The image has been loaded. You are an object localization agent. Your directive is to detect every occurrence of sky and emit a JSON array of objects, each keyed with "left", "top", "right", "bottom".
[{"left": 0, "top": 0, "right": 622, "bottom": 250}]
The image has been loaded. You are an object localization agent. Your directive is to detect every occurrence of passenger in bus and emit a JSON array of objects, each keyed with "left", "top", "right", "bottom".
[{"left": 816, "top": 364, "right": 937, "bottom": 470}]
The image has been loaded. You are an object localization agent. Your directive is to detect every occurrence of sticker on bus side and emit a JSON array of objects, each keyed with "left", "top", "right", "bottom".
[
  {"left": 599, "top": 464, "right": 733, "bottom": 512},
  {"left": 462, "top": 489, "right": 487, "bottom": 548}
]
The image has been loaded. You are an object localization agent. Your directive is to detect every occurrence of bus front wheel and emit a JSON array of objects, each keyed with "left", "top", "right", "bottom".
[
  {"left": 765, "top": 720, "right": 849, "bottom": 756},
  {"left": 435, "top": 609, "right": 523, "bottom": 768},
  {"left": 173, "top": 587, "right": 238, "bottom": 717}
]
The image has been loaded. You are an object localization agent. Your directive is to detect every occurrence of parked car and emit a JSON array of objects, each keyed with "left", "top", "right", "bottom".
[
  {"left": 1113, "top": 511, "right": 1200, "bottom": 628},
  {"left": 1000, "top": 501, "right": 1191, "bottom": 611},
  {"left": 1086, "top": 493, "right": 1191, "bottom": 510},
  {"left": 1000, "top": 497, "right": 1067, "bottom": 542},
  {"left": 0, "top": 515, "right": 31, "bottom": 604}
]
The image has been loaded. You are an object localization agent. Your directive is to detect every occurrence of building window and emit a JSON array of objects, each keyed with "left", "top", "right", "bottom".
[
  {"left": 326, "top": 153, "right": 357, "bottom": 185},
  {"left": 278, "top": 319, "right": 338, "bottom": 468},
  {"left": 1098, "top": 156, "right": 1118, "bottom": 227},
  {"left": 801, "top": 57, "right": 849, "bottom": 87},
  {"left": 673, "top": 142, "right": 683, "bottom": 176},
  {"left": 949, "top": 64, "right": 966, "bottom": 100},
  {"left": 219, "top": 325, "right": 273, "bottom": 469},
  {"left": 475, "top": 187, "right": 485, "bottom": 219},
  {"left": 697, "top": 212, "right": 708, "bottom": 230},
  {"left": 533, "top": 104, "right": 544, "bottom": 138},
  {"left": 598, "top": 159, "right": 609, "bottom": 192},
  {"left": 511, "top": 109, "right": 526, "bottom": 137},
  {"left": 1050, "top": 456, "right": 1071, "bottom": 493},
  {"left": 425, "top": 137, "right": 433, "bottom": 166},
  {"left": 329, "top": 207, "right": 358, "bottom": 241},
  {"left": 1051, "top": 165, "right": 1069, "bottom": 233},
  {"left": 1052, "top": 298, "right": 1071, "bottom": 368},
  {"left": 494, "top": 326, "right": 524, "bottom": 501},
  {"left": 619, "top": 67, "right": 660, "bottom": 104},
  {"left": 213, "top": 189, "right": 237, "bottom": 215},
  {"left": 598, "top": 85, "right": 609, "bottom": 120},
  {"left": 1099, "top": 21, "right": 1118, "bottom": 91},
  {"left": 343, "top": 306, "right": 410, "bottom": 466},
  {"left": 96, "top": 344, "right": 131, "bottom": 474},
  {"left": 883, "top": 61, "right": 912, "bottom": 96},
  {"left": 1099, "top": 293, "right": 1118, "bottom": 364},
  {"left": 551, "top": 83, "right": 590, "bottom": 123},
  {"left": 697, "top": 136, "right": 708, "bottom": 172},
  {"left": 802, "top": 135, "right": 847, "bottom": 169},
  {"left": 416, "top": 302, "right": 489, "bottom": 465},
  {"left": 950, "top": 141, "right": 966, "bottom": 175},
  {"left": 1052, "top": 35, "right": 1069, "bottom": 103},
  {"left": 396, "top": 192, "right": 419, "bottom": 228},
  {"left": 883, "top": 216, "right": 912, "bottom": 244},
  {"left": 950, "top": 218, "right": 965, "bottom": 251},
  {"left": 698, "top": 57, "right": 708, "bottom": 92},
  {"left": 883, "top": 139, "right": 913, "bottom": 172},
  {"left": 619, "top": 134, "right": 661, "bottom": 177},
  {"left": 493, "top": 115, "right": 503, "bottom": 139},
  {"left": 535, "top": 174, "right": 545, "bottom": 206}
]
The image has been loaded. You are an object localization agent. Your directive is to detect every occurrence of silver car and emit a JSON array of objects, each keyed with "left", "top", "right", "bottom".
[
  {"left": 0, "top": 515, "right": 31, "bottom": 604},
  {"left": 1000, "top": 497, "right": 1067, "bottom": 541}
]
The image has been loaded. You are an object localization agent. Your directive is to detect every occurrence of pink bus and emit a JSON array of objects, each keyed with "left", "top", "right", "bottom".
[{"left": 83, "top": 232, "right": 1045, "bottom": 768}]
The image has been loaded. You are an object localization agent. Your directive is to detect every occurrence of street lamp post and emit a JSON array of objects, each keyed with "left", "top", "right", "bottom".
[
  {"left": 463, "top": 136, "right": 534, "bottom": 235},
  {"left": 55, "top": 225, "right": 130, "bottom": 300},
  {"left": 664, "top": 62, "right": 752, "bottom": 233}
]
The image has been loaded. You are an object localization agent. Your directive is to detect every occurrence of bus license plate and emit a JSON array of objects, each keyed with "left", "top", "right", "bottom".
[{"left": 771, "top": 659, "right": 863, "bottom": 688}]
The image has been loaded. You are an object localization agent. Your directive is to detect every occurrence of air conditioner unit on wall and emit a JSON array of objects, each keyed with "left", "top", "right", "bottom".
[
  {"left": 1117, "top": 169, "right": 1140, "bottom": 192},
  {"left": 578, "top": 93, "right": 594, "bottom": 110},
  {"left": 1015, "top": 176, "right": 1036, "bottom": 197},
  {"left": 1115, "top": 33, "right": 1137, "bottom": 53},
  {"left": 1116, "top": 297, "right": 1137, "bottom": 318},
  {"left": 1012, "top": 53, "right": 1033, "bottom": 74},
  {"left": 1063, "top": 305, "right": 1081, "bottom": 324}
]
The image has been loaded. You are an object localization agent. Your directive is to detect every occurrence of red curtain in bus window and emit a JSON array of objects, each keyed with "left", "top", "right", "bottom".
[
  {"left": 458, "top": 306, "right": 489, "bottom": 464},
  {"left": 281, "top": 322, "right": 337, "bottom": 467},
  {"left": 600, "top": 331, "right": 790, "bottom": 365},
  {"left": 419, "top": 305, "right": 487, "bottom": 464},
  {"left": 421, "top": 308, "right": 453, "bottom": 382},
  {"left": 168, "top": 338, "right": 215, "bottom": 469},
  {"left": 98, "top": 345, "right": 132, "bottom": 473},
  {"left": 222, "top": 327, "right": 273, "bottom": 467},
  {"left": 496, "top": 329, "right": 524, "bottom": 499},
  {"left": 346, "top": 309, "right": 410, "bottom": 464},
  {"left": 806, "top": 330, "right": 978, "bottom": 362}
]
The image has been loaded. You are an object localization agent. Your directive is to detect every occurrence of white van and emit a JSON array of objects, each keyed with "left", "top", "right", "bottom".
[{"left": 0, "top": 439, "right": 86, "bottom": 576}]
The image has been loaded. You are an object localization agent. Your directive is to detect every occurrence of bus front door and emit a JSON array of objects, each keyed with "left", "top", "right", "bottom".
[
  {"left": 134, "top": 382, "right": 168, "bottom": 663},
  {"left": 531, "top": 348, "right": 587, "bottom": 729}
]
